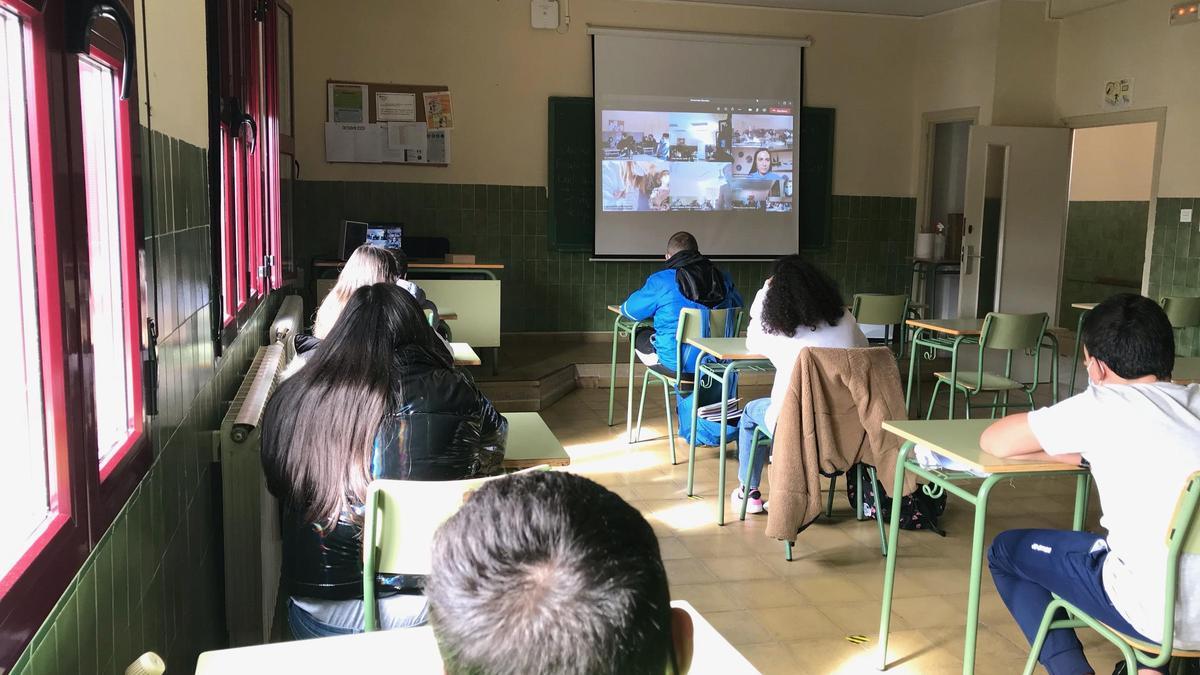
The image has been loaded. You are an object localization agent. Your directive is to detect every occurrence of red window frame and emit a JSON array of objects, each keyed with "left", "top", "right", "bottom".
[
  {"left": 81, "top": 43, "right": 145, "bottom": 483},
  {"left": 0, "top": 0, "right": 149, "bottom": 667}
]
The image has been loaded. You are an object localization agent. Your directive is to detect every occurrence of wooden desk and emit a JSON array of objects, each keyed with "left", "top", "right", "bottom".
[
  {"left": 1175, "top": 356, "right": 1200, "bottom": 385},
  {"left": 904, "top": 317, "right": 983, "bottom": 336},
  {"left": 1067, "top": 302, "right": 1100, "bottom": 396},
  {"left": 877, "top": 419, "right": 1090, "bottom": 675},
  {"left": 501, "top": 412, "right": 570, "bottom": 469},
  {"left": 684, "top": 337, "right": 773, "bottom": 525},
  {"left": 438, "top": 309, "right": 458, "bottom": 321},
  {"left": 450, "top": 342, "right": 481, "bottom": 367},
  {"left": 607, "top": 305, "right": 650, "bottom": 442},
  {"left": 195, "top": 601, "right": 753, "bottom": 674}
]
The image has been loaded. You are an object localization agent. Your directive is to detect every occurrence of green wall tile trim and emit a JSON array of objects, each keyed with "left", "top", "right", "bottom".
[
  {"left": 1059, "top": 200, "right": 1149, "bottom": 331},
  {"left": 293, "top": 180, "right": 915, "bottom": 332},
  {"left": 14, "top": 127, "right": 281, "bottom": 673},
  {"left": 1149, "top": 196, "right": 1200, "bottom": 355}
]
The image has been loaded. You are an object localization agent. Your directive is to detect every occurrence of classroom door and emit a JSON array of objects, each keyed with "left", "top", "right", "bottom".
[{"left": 958, "top": 126, "right": 1071, "bottom": 319}]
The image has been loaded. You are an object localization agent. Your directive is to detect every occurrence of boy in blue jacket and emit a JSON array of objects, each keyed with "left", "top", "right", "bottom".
[{"left": 620, "top": 231, "right": 742, "bottom": 375}]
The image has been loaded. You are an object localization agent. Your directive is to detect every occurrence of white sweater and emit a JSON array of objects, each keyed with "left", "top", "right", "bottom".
[{"left": 744, "top": 283, "right": 868, "bottom": 431}]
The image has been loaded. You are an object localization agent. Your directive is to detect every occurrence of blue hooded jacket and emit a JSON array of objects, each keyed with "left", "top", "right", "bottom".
[{"left": 620, "top": 258, "right": 742, "bottom": 374}]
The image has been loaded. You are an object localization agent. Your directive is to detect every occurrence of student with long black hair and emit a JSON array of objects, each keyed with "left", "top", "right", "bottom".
[
  {"left": 262, "top": 283, "right": 507, "bottom": 639},
  {"left": 733, "top": 256, "right": 867, "bottom": 515}
]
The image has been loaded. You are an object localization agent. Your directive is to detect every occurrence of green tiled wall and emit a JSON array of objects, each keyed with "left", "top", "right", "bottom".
[
  {"left": 1149, "top": 196, "right": 1200, "bottom": 355},
  {"left": 293, "top": 180, "right": 915, "bottom": 331},
  {"left": 10, "top": 128, "right": 279, "bottom": 675},
  {"left": 1059, "top": 201, "right": 1149, "bottom": 331}
]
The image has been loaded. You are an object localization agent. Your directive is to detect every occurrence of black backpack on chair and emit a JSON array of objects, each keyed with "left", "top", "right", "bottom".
[{"left": 845, "top": 463, "right": 948, "bottom": 535}]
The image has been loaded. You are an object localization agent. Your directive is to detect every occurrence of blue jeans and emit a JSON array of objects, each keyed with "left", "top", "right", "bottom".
[
  {"left": 988, "top": 529, "right": 1167, "bottom": 675},
  {"left": 287, "top": 596, "right": 429, "bottom": 640},
  {"left": 737, "top": 398, "right": 772, "bottom": 489}
]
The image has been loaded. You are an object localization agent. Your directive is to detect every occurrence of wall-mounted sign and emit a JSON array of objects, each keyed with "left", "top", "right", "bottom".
[{"left": 1103, "top": 77, "right": 1133, "bottom": 110}]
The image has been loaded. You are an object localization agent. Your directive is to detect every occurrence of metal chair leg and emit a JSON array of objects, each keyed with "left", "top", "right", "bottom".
[
  {"left": 826, "top": 474, "right": 837, "bottom": 517},
  {"left": 634, "top": 370, "right": 651, "bottom": 443},
  {"left": 662, "top": 379, "right": 676, "bottom": 465},
  {"left": 926, "top": 379, "right": 944, "bottom": 420},
  {"left": 856, "top": 465, "right": 866, "bottom": 521},
  {"left": 867, "top": 466, "right": 887, "bottom": 556}
]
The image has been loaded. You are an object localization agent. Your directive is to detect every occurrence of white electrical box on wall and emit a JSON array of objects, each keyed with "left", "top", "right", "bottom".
[{"left": 531, "top": 0, "right": 559, "bottom": 29}]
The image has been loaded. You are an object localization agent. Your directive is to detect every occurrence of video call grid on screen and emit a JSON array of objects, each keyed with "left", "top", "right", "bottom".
[{"left": 600, "top": 100, "right": 795, "bottom": 214}]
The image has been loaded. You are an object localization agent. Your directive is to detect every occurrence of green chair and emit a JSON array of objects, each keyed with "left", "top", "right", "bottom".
[
  {"left": 1021, "top": 472, "right": 1200, "bottom": 675},
  {"left": 361, "top": 465, "right": 551, "bottom": 631},
  {"left": 634, "top": 307, "right": 738, "bottom": 465},
  {"left": 926, "top": 312, "right": 1049, "bottom": 420},
  {"left": 423, "top": 308, "right": 435, "bottom": 326},
  {"left": 1162, "top": 296, "right": 1200, "bottom": 355},
  {"left": 852, "top": 294, "right": 910, "bottom": 358}
]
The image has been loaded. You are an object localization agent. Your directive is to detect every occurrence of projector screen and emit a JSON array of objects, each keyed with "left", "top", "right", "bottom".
[{"left": 590, "top": 27, "right": 809, "bottom": 258}]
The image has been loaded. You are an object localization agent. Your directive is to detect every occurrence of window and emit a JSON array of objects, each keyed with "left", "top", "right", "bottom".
[
  {"left": 0, "top": 0, "right": 147, "bottom": 666},
  {"left": 78, "top": 48, "right": 143, "bottom": 475},
  {"left": 0, "top": 3, "right": 51, "bottom": 580},
  {"left": 211, "top": 0, "right": 292, "bottom": 346}
]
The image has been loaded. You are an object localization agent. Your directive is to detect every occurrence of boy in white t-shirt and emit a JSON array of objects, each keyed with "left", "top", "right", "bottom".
[{"left": 981, "top": 294, "right": 1200, "bottom": 675}]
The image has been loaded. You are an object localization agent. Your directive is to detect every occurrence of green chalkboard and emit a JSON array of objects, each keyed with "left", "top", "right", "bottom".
[
  {"left": 547, "top": 99, "right": 835, "bottom": 254},
  {"left": 547, "top": 97, "right": 595, "bottom": 252}
]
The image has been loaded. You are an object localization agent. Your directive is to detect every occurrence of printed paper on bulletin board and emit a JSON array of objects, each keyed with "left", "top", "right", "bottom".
[{"left": 324, "top": 79, "right": 451, "bottom": 166}]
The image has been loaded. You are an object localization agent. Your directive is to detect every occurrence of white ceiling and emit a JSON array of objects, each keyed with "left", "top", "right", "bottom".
[{"left": 666, "top": 0, "right": 1126, "bottom": 18}]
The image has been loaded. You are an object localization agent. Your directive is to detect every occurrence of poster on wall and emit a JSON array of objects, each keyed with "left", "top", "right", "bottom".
[
  {"left": 328, "top": 83, "right": 368, "bottom": 123},
  {"left": 1103, "top": 77, "right": 1133, "bottom": 110},
  {"left": 423, "top": 91, "right": 454, "bottom": 129},
  {"left": 376, "top": 92, "right": 417, "bottom": 122}
]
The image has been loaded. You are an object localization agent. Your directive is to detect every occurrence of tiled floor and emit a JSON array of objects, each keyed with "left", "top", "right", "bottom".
[{"left": 539, "top": 383, "right": 1122, "bottom": 674}]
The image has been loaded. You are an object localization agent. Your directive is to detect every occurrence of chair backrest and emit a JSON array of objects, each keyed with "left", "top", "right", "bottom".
[
  {"left": 1161, "top": 296, "right": 1200, "bottom": 330},
  {"left": 1156, "top": 471, "right": 1200, "bottom": 651},
  {"left": 363, "top": 465, "right": 550, "bottom": 578},
  {"left": 675, "top": 307, "right": 738, "bottom": 377},
  {"left": 851, "top": 294, "right": 908, "bottom": 326},
  {"left": 979, "top": 312, "right": 1048, "bottom": 352}
]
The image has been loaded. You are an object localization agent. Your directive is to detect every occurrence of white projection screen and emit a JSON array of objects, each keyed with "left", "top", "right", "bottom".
[{"left": 591, "top": 27, "right": 809, "bottom": 258}]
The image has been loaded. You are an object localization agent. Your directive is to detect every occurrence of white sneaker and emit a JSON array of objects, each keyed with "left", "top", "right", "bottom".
[{"left": 731, "top": 486, "right": 765, "bottom": 515}]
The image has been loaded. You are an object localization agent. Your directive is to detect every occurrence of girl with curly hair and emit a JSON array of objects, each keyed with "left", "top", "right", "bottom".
[{"left": 733, "top": 255, "right": 868, "bottom": 515}]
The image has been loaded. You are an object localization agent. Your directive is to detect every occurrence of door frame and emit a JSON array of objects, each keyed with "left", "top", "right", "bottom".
[
  {"left": 914, "top": 106, "right": 981, "bottom": 251},
  {"left": 1059, "top": 107, "right": 1166, "bottom": 296}
]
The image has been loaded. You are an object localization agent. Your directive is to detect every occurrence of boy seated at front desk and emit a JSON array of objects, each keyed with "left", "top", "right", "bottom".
[
  {"left": 619, "top": 231, "right": 742, "bottom": 376},
  {"left": 980, "top": 294, "right": 1200, "bottom": 675}
]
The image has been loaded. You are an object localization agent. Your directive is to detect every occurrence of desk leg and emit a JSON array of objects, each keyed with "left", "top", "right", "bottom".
[
  {"left": 626, "top": 326, "right": 639, "bottom": 444},
  {"left": 905, "top": 329, "right": 923, "bottom": 416},
  {"left": 1069, "top": 311, "right": 1088, "bottom": 397},
  {"left": 608, "top": 317, "right": 621, "bottom": 427},
  {"left": 1047, "top": 332, "right": 1060, "bottom": 405},
  {"left": 1072, "top": 473, "right": 1090, "bottom": 531},
  {"left": 716, "top": 364, "right": 733, "bottom": 526},
  {"left": 878, "top": 442, "right": 912, "bottom": 671},
  {"left": 963, "top": 476, "right": 1000, "bottom": 675}
]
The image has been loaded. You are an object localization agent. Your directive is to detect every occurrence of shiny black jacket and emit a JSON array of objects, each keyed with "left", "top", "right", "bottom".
[{"left": 277, "top": 343, "right": 507, "bottom": 600}]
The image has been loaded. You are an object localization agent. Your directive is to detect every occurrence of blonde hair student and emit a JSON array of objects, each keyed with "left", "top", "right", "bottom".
[{"left": 312, "top": 245, "right": 400, "bottom": 338}]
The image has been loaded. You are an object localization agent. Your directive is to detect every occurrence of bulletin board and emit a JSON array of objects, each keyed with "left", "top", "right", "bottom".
[{"left": 324, "top": 79, "right": 452, "bottom": 166}]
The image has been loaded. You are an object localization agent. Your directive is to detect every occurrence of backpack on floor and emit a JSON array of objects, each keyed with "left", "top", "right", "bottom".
[
  {"left": 845, "top": 463, "right": 947, "bottom": 535},
  {"left": 675, "top": 307, "right": 739, "bottom": 447}
]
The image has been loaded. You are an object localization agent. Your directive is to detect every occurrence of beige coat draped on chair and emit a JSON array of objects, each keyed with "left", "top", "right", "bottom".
[{"left": 764, "top": 347, "right": 917, "bottom": 541}]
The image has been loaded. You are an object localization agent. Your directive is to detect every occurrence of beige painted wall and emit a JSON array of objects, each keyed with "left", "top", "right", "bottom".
[
  {"left": 992, "top": 0, "right": 1059, "bottom": 126},
  {"left": 911, "top": 1, "right": 1000, "bottom": 128},
  {"left": 289, "top": 0, "right": 917, "bottom": 195},
  {"left": 1068, "top": 122, "right": 1156, "bottom": 201},
  {"left": 1055, "top": 0, "right": 1200, "bottom": 196},
  {"left": 134, "top": 0, "right": 210, "bottom": 147}
]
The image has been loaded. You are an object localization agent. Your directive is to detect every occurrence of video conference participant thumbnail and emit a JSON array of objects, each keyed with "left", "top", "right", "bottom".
[{"left": 602, "top": 160, "right": 671, "bottom": 212}]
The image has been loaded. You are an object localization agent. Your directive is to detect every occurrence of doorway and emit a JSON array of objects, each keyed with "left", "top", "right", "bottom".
[
  {"left": 1058, "top": 122, "right": 1158, "bottom": 332},
  {"left": 917, "top": 118, "right": 971, "bottom": 318}
]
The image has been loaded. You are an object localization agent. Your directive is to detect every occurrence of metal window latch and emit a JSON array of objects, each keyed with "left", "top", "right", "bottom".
[{"left": 143, "top": 317, "right": 159, "bottom": 416}]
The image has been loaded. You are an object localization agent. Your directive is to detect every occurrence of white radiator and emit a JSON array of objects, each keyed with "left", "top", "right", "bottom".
[
  {"left": 219, "top": 343, "right": 286, "bottom": 646},
  {"left": 271, "top": 294, "right": 304, "bottom": 344}
]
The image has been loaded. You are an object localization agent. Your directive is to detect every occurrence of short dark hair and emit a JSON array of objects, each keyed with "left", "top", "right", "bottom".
[
  {"left": 390, "top": 249, "right": 409, "bottom": 278},
  {"left": 1081, "top": 293, "right": 1175, "bottom": 380},
  {"left": 762, "top": 255, "right": 846, "bottom": 336},
  {"left": 666, "top": 231, "right": 699, "bottom": 257},
  {"left": 426, "top": 471, "right": 674, "bottom": 675}
]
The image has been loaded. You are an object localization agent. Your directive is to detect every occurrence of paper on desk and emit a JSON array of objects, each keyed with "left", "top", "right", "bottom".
[{"left": 914, "top": 444, "right": 989, "bottom": 477}]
